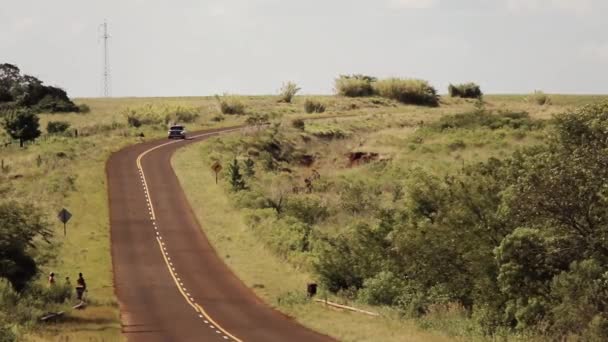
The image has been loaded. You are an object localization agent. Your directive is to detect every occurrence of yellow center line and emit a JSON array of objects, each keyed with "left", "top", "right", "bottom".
[{"left": 136, "top": 127, "right": 245, "bottom": 342}]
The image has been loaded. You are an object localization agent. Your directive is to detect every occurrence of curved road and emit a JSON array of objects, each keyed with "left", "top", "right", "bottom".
[{"left": 107, "top": 126, "right": 332, "bottom": 342}]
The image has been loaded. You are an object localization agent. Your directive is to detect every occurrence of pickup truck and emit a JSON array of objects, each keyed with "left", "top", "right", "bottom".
[{"left": 167, "top": 125, "right": 186, "bottom": 139}]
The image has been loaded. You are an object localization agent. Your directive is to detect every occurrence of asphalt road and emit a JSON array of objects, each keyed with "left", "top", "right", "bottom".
[{"left": 107, "top": 126, "right": 333, "bottom": 342}]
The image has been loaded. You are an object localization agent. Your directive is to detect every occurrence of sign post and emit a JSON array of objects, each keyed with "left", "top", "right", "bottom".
[
  {"left": 211, "top": 161, "right": 222, "bottom": 184},
  {"left": 57, "top": 208, "right": 72, "bottom": 236}
]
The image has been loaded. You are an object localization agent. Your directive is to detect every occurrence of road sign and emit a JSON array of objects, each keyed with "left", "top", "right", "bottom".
[
  {"left": 57, "top": 208, "right": 72, "bottom": 236},
  {"left": 211, "top": 161, "right": 222, "bottom": 173},
  {"left": 211, "top": 161, "right": 222, "bottom": 184}
]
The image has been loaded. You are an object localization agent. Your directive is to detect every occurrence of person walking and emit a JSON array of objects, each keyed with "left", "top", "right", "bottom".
[
  {"left": 48, "top": 272, "right": 55, "bottom": 286},
  {"left": 76, "top": 273, "right": 87, "bottom": 301}
]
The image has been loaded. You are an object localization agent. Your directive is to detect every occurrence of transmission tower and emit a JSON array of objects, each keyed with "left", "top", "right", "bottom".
[{"left": 100, "top": 20, "right": 111, "bottom": 97}]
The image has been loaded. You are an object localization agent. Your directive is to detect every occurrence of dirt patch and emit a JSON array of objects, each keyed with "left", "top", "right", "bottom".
[{"left": 347, "top": 152, "right": 379, "bottom": 167}]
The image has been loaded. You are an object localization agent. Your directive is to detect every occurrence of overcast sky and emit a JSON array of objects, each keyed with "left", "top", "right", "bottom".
[{"left": 1, "top": 0, "right": 607, "bottom": 97}]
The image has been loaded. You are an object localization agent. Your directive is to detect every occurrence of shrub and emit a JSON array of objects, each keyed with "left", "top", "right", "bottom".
[
  {"left": 284, "top": 196, "right": 329, "bottom": 225},
  {"left": 34, "top": 94, "right": 79, "bottom": 113},
  {"left": 550, "top": 259, "right": 608, "bottom": 338},
  {"left": 0, "top": 201, "right": 51, "bottom": 291},
  {"left": 215, "top": 95, "right": 246, "bottom": 115},
  {"left": 335, "top": 74, "right": 376, "bottom": 97},
  {"left": 448, "top": 83, "right": 483, "bottom": 99},
  {"left": 373, "top": 78, "right": 439, "bottom": 107},
  {"left": 0, "top": 324, "right": 15, "bottom": 342},
  {"left": 127, "top": 114, "right": 142, "bottom": 128},
  {"left": 359, "top": 271, "right": 405, "bottom": 306},
  {"left": 530, "top": 90, "right": 551, "bottom": 105},
  {"left": 121, "top": 106, "right": 167, "bottom": 128},
  {"left": 46, "top": 120, "right": 71, "bottom": 134},
  {"left": 310, "top": 128, "right": 347, "bottom": 140},
  {"left": 432, "top": 111, "right": 541, "bottom": 131},
  {"left": 304, "top": 99, "right": 326, "bottom": 113},
  {"left": 174, "top": 107, "right": 200, "bottom": 123},
  {"left": 292, "top": 119, "right": 305, "bottom": 130},
  {"left": 245, "top": 113, "right": 269, "bottom": 126},
  {"left": 278, "top": 82, "right": 300, "bottom": 103},
  {"left": 77, "top": 104, "right": 91, "bottom": 113}
]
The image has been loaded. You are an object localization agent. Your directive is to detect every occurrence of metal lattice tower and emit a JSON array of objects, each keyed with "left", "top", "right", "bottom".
[{"left": 101, "top": 20, "right": 111, "bottom": 97}]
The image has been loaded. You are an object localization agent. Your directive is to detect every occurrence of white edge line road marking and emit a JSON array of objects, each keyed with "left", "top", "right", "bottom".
[{"left": 137, "top": 128, "right": 245, "bottom": 342}]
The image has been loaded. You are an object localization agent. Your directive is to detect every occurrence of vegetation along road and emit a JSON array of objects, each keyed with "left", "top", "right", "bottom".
[{"left": 107, "top": 125, "right": 332, "bottom": 341}]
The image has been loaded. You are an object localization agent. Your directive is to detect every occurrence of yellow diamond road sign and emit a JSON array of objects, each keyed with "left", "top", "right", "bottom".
[{"left": 58, "top": 208, "right": 72, "bottom": 224}]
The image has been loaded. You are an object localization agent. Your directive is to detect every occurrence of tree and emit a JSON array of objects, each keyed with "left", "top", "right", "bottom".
[
  {"left": 0, "top": 201, "right": 52, "bottom": 291},
  {"left": 2, "top": 108, "right": 41, "bottom": 147},
  {"left": 0, "top": 63, "right": 78, "bottom": 112},
  {"left": 228, "top": 158, "right": 246, "bottom": 191},
  {"left": 0, "top": 64, "right": 21, "bottom": 99},
  {"left": 507, "top": 103, "right": 608, "bottom": 259}
]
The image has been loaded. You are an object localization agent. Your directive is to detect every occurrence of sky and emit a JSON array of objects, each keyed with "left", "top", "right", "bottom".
[{"left": 1, "top": 0, "right": 607, "bottom": 97}]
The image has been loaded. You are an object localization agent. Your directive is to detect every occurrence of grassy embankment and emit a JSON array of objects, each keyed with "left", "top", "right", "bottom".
[
  {"left": 1, "top": 97, "right": 244, "bottom": 341},
  {"left": 172, "top": 94, "right": 608, "bottom": 341}
]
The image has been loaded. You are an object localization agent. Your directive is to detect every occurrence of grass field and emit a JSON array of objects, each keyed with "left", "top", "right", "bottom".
[{"left": 3, "top": 93, "right": 608, "bottom": 340}]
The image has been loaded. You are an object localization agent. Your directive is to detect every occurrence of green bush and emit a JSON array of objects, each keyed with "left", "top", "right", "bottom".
[
  {"left": 310, "top": 128, "right": 348, "bottom": 140},
  {"left": 335, "top": 74, "right": 376, "bottom": 97},
  {"left": 304, "top": 99, "right": 326, "bottom": 113},
  {"left": 46, "top": 120, "right": 71, "bottom": 134},
  {"left": 448, "top": 83, "right": 483, "bottom": 99},
  {"left": 0, "top": 201, "right": 51, "bottom": 291},
  {"left": 0, "top": 324, "right": 15, "bottom": 342},
  {"left": 34, "top": 95, "right": 79, "bottom": 113},
  {"left": 432, "top": 111, "right": 541, "bottom": 131},
  {"left": 495, "top": 228, "right": 555, "bottom": 329},
  {"left": 359, "top": 271, "right": 404, "bottom": 306},
  {"left": 215, "top": 95, "right": 246, "bottom": 115},
  {"left": 265, "top": 217, "right": 312, "bottom": 257},
  {"left": 373, "top": 78, "right": 439, "bottom": 107},
  {"left": 278, "top": 82, "right": 300, "bottom": 103},
  {"left": 550, "top": 259, "right": 608, "bottom": 339},
  {"left": 284, "top": 196, "right": 329, "bottom": 225}
]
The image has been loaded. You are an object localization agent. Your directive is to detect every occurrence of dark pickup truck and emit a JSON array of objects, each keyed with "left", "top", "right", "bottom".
[{"left": 167, "top": 125, "right": 186, "bottom": 139}]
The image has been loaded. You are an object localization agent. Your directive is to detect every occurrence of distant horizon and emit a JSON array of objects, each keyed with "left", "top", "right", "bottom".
[{"left": 73, "top": 92, "right": 608, "bottom": 100}]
